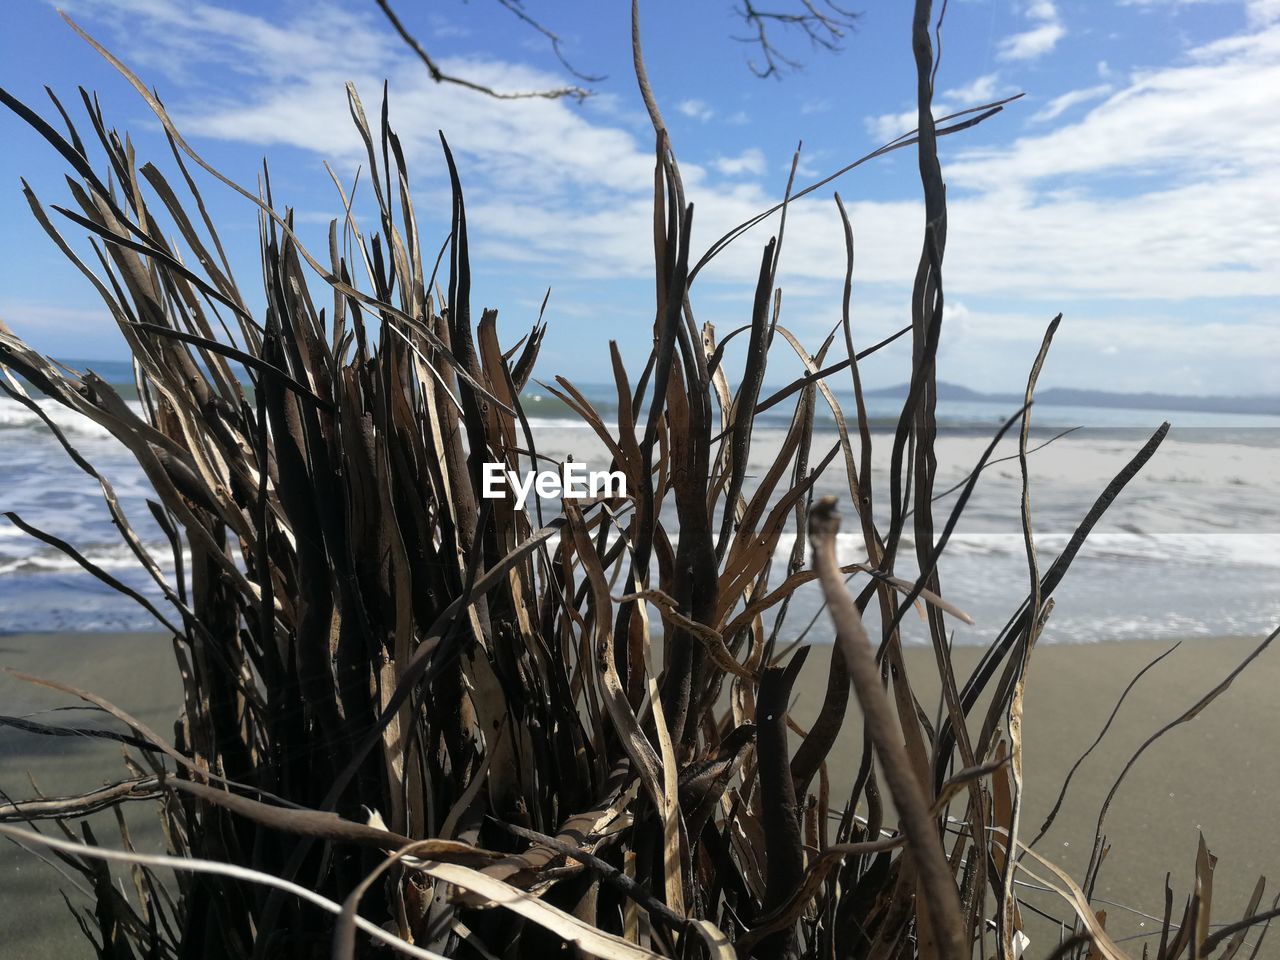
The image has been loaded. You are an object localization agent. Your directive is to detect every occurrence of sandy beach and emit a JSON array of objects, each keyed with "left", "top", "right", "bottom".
[
  {"left": 1, "top": 631, "right": 1277, "bottom": 957},
  {"left": 789, "top": 635, "right": 1280, "bottom": 953}
]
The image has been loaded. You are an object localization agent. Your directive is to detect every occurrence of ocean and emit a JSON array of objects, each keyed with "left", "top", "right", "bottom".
[{"left": 1, "top": 360, "right": 1276, "bottom": 644}]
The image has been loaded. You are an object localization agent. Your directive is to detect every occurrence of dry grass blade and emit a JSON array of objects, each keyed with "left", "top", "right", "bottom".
[
  {"left": 1, "top": 1, "right": 1262, "bottom": 957},
  {"left": 407, "top": 860, "right": 667, "bottom": 960},
  {"left": 1203, "top": 903, "right": 1280, "bottom": 957},
  {"left": 0, "top": 824, "right": 451, "bottom": 960},
  {"left": 999, "top": 313, "right": 1061, "bottom": 955},
  {"left": 0, "top": 778, "right": 162, "bottom": 821},
  {"left": 1215, "top": 877, "right": 1267, "bottom": 960},
  {"left": 809, "top": 497, "right": 966, "bottom": 960},
  {"left": 160, "top": 779, "right": 491, "bottom": 860},
  {"left": 1083, "top": 625, "right": 1280, "bottom": 902},
  {"left": 1015, "top": 843, "right": 1129, "bottom": 960}
]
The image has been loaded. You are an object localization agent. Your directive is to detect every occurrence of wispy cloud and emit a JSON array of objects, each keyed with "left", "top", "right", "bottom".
[
  {"left": 950, "top": 25, "right": 1280, "bottom": 188},
  {"left": 998, "top": 0, "right": 1066, "bottom": 61},
  {"left": 713, "top": 148, "right": 766, "bottom": 176},
  {"left": 1248, "top": 0, "right": 1280, "bottom": 23},
  {"left": 865, "top": 73, "right": 1007, "bottom": 141},
  {"left": 1031, "top": 84, "right": 1113, "bottom": 121},
  {"left": 59, "top": 0, "right": 391, "bottom": 84},
  {"left": 945, "top": 73, "right": 1003, "bottom": 106},
  {"left": 676, "top": 98, "right": 714, "bottom": 122},
  {"left": 28, "top": 0, "right": 1280, "bottom": 393}
]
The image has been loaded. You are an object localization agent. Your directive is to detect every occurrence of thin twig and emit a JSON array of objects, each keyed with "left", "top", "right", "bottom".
[{"left": 375, "top": 0, "right": 592, "bottom": 101}]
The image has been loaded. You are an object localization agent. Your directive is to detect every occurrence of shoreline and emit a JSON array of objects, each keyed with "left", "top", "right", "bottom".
[{"left": 2, "top": 631, "right": 1277, "bottom": 956}]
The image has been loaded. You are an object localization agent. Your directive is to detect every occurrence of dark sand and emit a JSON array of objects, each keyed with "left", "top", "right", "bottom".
[
  {"left": 786, "top": 635, "right": 1280, "bottom": 954},
  {"left": 0, "top": 633, "right": 182, "bottom": 960},
  {"left": 1, "top": 631, "right": 1277, "bottom": 957}
]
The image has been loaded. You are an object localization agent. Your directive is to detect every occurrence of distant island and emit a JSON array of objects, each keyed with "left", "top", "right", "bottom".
[{"left": 862, "top": 381, "right": 1280, "bottom": 416}]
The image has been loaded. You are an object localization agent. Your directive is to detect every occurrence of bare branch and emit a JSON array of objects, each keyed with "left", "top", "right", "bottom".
[
  {"left": 492, "top": 0, "right": 606, "bottom": 83},
  {"left": 374, "top": 0, "right": 592, "bottom": 102},
  {"left": 734, "top": 0, "right": 861, "bottom": 78}
]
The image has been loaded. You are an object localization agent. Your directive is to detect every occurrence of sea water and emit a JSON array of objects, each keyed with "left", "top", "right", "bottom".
[{"left": 1, "top": 372, "right": 1276, "bottom": 644}]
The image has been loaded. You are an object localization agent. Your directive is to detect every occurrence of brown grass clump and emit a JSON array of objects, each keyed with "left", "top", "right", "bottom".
[{"left": 1, "top": 2, "right": 1277, "bottom": 958}]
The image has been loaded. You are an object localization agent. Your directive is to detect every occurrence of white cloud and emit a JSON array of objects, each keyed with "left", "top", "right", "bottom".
[
  {"left": 429, "top": 15, "right": 471, "bottom": 40},
  {"left": 792, "top": 153, "right": 821, "bottom": 178},
  {"left": 62, "top": 0, "right": 659, "bottom": 198},
  {"left": 713, "top": 148, "right": 766, "bottom": 177},
  {"left": 33, "top": 0, "right": 1280, "bottom": 395},
  {"left": 941, "top": 301, "right": 974, "bottom": 343},
  {"left": 999, "top": 22, "right": 1066, "bottom": 60},
  {"left": 864, "top": 108, "right": 920, "bottom": 143},
  {"left": 1031, "top": 84, "right": 1113, "bottom": 121},
  {"left": 1119, "top": 0, "right": 1231, "bottom": 7},
  {"left": 866, "top": 73, "right": 1007, "bottom": 142},
  {"left": 950, "top": 26, "right": 1280, "bottom": 189},
  {"left": 676, "top": 98, "right": 714, "bottom": 122},
  {"left": 59, "top": 0, "right": 390, "bottom": 84},
  {"left": 1249, "top": 0, "right": 1280, "bottom": 24},
  {"left": 0, "top": 300, "right": 129, "bottom": 358},
  {"left": 1114, "top": 0, "right": 1279, "bottom": 25},
  {"left": 944, "top": 73, "right": 1003, "bottom": 106},
  {"left": 0, "top": 301, "right": 110, "bottom": 333},
  {"left": 184, "top": 63, "right": 663, "bottom": 195},
  {"left": 931, "top": 306, "right": 1280, "bottom": 393},
  {"left": 998, "top": 1, "right": 1066, "bottom": 61}
]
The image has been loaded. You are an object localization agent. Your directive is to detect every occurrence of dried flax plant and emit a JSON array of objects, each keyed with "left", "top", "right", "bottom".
[{"left": 1, "top": 1, "right": 1277, "bottom": 958}]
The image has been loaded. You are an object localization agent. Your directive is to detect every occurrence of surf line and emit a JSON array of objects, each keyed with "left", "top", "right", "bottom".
[{"left": 481, "top": 462, "right": 626, "bottom": 509}]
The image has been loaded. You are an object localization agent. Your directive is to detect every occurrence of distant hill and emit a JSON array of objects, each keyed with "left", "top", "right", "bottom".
[{"left": 862, "top": 382, "right": 1280, "bottom": 416}]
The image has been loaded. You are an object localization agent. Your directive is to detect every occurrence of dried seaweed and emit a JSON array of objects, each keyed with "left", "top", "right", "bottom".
[{"left": 0, "top": 2, "right": 1272, "bottom": 958}]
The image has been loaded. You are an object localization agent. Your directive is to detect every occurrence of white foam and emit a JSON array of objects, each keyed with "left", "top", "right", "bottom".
[
  {"left": 0, "top": 398, "right": 119, "bottom": 439},
  {"left": 0, "top": 542, "right": 182, "bottom": 576},
  {"left": 768, "top": 531, "right": 1280, "bottom": 571}
]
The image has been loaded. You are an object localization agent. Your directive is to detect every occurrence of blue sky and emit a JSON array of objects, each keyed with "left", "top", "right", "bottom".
[{"left": 1, "top": 0, "right": 1277, "bottom": 394}]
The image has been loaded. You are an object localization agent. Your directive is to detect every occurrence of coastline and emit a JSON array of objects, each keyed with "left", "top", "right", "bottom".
[{"left": 2, "top": 632, "right": 1277, "bottom": 956}]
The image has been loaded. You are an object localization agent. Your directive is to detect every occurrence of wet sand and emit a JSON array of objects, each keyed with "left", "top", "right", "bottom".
[
  {"left": 1, "top": 631, "right": 1277, "bottom": 957},
  {"left": 0, "top": 632, "right": 182, "bottom": 960},
  {"left": 786, "top": 634, "right": 1280, "bottom": 953}
]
